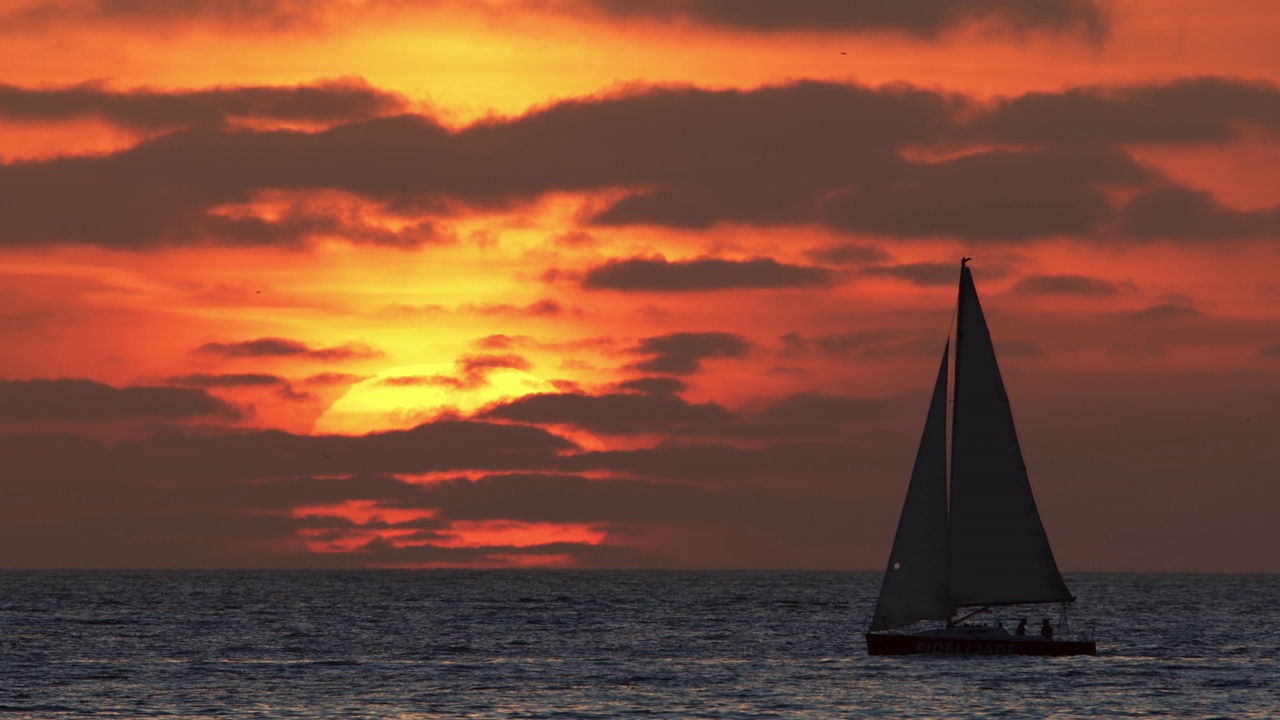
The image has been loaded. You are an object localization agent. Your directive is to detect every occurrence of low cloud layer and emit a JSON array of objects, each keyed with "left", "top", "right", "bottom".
[
  {"left": 628, "top": 332, "right": 751, "bottom": 375},
  {"left": 562, "top": 0, "right": 1108, "bottom": 39},
  {"left": 1013, "top": 274, "right": 1134, "bottom": 296},
  {"left": 3, "top": 77, "right": 1278, "bottom": 248},
  {"left": 1, "top": 0, "right": 1110, "bottom": 40},
  {"left": 0, "top": 78, "right": 406, "bottom": 131},
  {"left": 195, "top": 337, "right": 382, "bottom": 361},
  {"left": 583, "top": 256, "right": 833, "bottom": 292},
  {"left": 0, "top": 378, "right": 239, "bottom": 420}
]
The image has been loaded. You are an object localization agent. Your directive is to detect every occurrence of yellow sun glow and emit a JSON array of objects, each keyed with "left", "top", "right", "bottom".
[{"left": 313, "top": 362, "right": 556, "bottom": 434}]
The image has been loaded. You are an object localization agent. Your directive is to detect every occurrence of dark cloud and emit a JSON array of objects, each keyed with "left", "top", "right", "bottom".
[
  {"left": 0, "top": 417, "right": 585, "bottom": 567},
  {"left": 1260, "top": 344, "right": 1280, "bottom": 359},
  {"left": 995, "top": 340, "right": 1043, "bottom": 357},
  {"left": 8, "top": 77, "right": 1278, "bottom": 248},
  {"left": 582, "top": 256, "right": 833, "bottom": 292},
  {"left": 164, "top": 373, "right": 287, "bottom": 387},
  {"left": 0, "top": 467, "right": 509, "bottom": 565},
  {"left": 0, "top": 115, "right": 455, "bottom": 248},
  {"left": 564, "top": 0, "right": 1108, "bottom": 39},
  {"left": 1116, "top": 186, "right": 1280, "bottom": 241},
  {"left": 479, "top": 384, "right": 895, "bottom": 441},
  {"left": 296, "top": 467, "right": 869, "bottom": 566},
  {"left": 806, "top": 242, "right": 890, "bottom": 265},
  {"left": 274, "top": 385, "right": 317, "bottom": 402},
  {"left": 589, "top": 190, "right": 712, "bottom": 229},
  {"left": 447, "top": 80, "right": 946, "bottom": 198},
  {"left": 386, "top": 472, "right": 863, "bottom": 558},
  {"left": 377, "top": 353, "right": 535, "bottom": 392},
  {"left": 480, "top": 391, "right": 731, "bottom": 435},
  {"left": 739, "top": 392, "right": 891, "bottom": 438},
  {"left": 3, "top": 419, "right": 577, "bottom": 485},
  {"left": 1124, "top": 303, "right": 1200, "bottom": 321},
  {"left": 4, "top": 371, "right": 1275, "bottom": 569},
  {"left": 0, "top": 378, "right": 239, "bottom": 420},
  {"left": 558, "top": 438, "right": 867, "bottom": 486},
  {"left": 616, "top": 377, "right": 688, "bottom": 394},
  {"left": 302, "top": 372, "right": 365, "bottom": 386},
  {"left": 766, "top": 365, "right": 809, "bottom": 376},
  {"left": 781, "top": 330, "right": 942, "bottom": 360},
  {"left": 0, "top": 0, "right": 326, "bottom": 32},
  {"left": 1, "top": 0, "right": 1110, "bottom": 43},
  {"left": 385, "top": 301, "right": 564, "bottom": 318},
  {"left": 1013, "top": 274, "right": 1133, "bottom": 296},
  {"left": 0, "top": 78, "right": 406, "bottom": 131},
  {"left": 397, "top": 472, "right": 710, "bottom": 524},
  {"left": 462, "top": 298, "right": 564, "bottom": 316},
  {"left": 0, "top": 82, "right": 950, "bottom": 247},
  {"left": 525, "top": 81, "right": 951, "bottom": 229},
  {"left": 192, "top": 208, "right": 441, "bottom": 248},
  {"left": 823, "top": 146, "right": 1151, "bottom": 240},
  {"left": 628, "top": 332, "right": 751, "bottom": 374},
  {"left": 195, "top": 337, "right": 382, "bottom": 361},
  {"left": 861, "top": 261, "right": 957, "bottom": 286},
  {"left": 377, "top": 375, "right": 456, "bottom": 388},
  {"left": 973, "top": 76, "right": 1280, "bottom": 145},
  {"left": 472, "top": 334, "right": 530, "bottom": 351},
  {"left": 459, "top": 353, "right": 533, "bottom": 375},
  {"left": 991, "top": 294, "right": 1280, "bottom": 358},
  {"left": 0, "top": 310, "right": 58, "bottom": 331}
]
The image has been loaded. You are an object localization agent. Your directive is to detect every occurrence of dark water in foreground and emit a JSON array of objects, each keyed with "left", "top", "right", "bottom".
[{"left": 0, "top": 572, "right": 1276, "bottom": 718}]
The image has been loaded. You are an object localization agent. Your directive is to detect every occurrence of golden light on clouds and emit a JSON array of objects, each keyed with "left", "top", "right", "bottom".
[
  {"left": 1, "top": 0, "right": 1278, "bottom": 571},
  {"left": 315, "top": 363, "right": 557, "bottom": 434}
]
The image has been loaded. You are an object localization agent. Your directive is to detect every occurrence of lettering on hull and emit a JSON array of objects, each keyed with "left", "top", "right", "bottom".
[
  {"left": 914, "top": 641, "right": 1011, "bottom": 655},
  {"left": 866, "top": 633, "right": 1096, "bottom": 656}
]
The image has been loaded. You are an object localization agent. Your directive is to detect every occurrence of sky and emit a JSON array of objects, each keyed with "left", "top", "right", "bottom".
[{"left": 2, "top": 0, "right": 1278, "bottom": 571}]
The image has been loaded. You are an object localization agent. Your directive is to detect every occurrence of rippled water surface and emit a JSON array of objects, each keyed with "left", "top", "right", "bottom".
[{"left": 1, "top": 572, "right": 1276, "bottom": 718}]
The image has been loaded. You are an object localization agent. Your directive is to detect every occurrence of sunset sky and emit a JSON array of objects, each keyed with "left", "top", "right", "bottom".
[{"left": 2, "top": 0, "right": 1278, "bottom": 571}]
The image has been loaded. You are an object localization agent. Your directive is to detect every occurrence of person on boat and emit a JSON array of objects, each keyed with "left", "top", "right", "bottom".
[
  {"left": 1040, "top": 619, "right": 1054, "bottom": 640},
  {"left": 1016, "top": 618, "right": 1027, "bottom": 636}
]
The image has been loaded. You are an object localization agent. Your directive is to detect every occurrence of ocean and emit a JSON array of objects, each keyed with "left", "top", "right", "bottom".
[{"left": 1, "top": 572, "right": 1276, "bottom": 718}]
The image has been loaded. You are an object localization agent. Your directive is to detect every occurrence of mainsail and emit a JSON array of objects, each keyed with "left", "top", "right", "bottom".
[
  {"left": 949, "top": 265, "right": 1072, "bottom": 606},
  {"left": 869, "top": 342, "right": 954, "bottom": 630},
  {"left": 870, "top": 262, "right": 1072, "bottom": 630}
]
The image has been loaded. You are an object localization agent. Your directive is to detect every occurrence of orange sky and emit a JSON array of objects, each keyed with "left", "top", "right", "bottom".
[{"left": 1, "top": 0, "right": 1278, "bottom": 571}]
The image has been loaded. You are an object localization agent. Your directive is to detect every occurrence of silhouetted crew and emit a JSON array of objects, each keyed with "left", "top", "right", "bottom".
[
  {"left": 1016, "top": 618, "right": 1027, "bottom": 636},
  {"left": 1040, "top": 619, "right": 1054, "bottom": 640}
]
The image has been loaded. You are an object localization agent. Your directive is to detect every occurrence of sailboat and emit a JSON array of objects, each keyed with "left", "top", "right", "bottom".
[{"left": 865, "top": 259, "right": 1096, "bottom": 656}]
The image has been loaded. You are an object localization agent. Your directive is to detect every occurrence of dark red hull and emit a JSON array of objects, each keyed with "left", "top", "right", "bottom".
[{"left": 866, "top": 632, "right": 1096, "bottom": 656}]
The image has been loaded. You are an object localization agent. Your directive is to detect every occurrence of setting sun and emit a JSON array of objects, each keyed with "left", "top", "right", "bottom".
[
  {"left": 314, "top": 362, "right": 557, "bottom": 434},
  {"left": 1, "top": 0, "right": 1277, "bottom": 573}
]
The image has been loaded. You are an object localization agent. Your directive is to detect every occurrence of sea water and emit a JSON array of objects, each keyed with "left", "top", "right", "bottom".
[{"left": 0, "top": 572, "right": 1276, "bottom": 718}]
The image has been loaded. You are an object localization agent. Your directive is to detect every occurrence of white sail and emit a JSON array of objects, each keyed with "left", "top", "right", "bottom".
[
  {"left": 870, "top": 342, "right": 955, "bottom": 630},
  {"left": 949, "top": 265, "right": 1073, "bottom": 606}
]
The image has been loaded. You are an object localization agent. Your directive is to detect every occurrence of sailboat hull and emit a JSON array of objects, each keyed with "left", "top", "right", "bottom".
[{"left": 865, "top": 632, "right": 1096, "bottom": 656}]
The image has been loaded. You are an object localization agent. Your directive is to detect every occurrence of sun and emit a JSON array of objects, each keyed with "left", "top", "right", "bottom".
[{"left": 313, "top": 362, "right": 557, "bottom": 435}]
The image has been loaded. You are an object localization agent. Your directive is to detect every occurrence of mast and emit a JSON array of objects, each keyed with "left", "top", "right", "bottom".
[{"left": 949, "top": 259, "right": 1073, "bottom": 607}]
